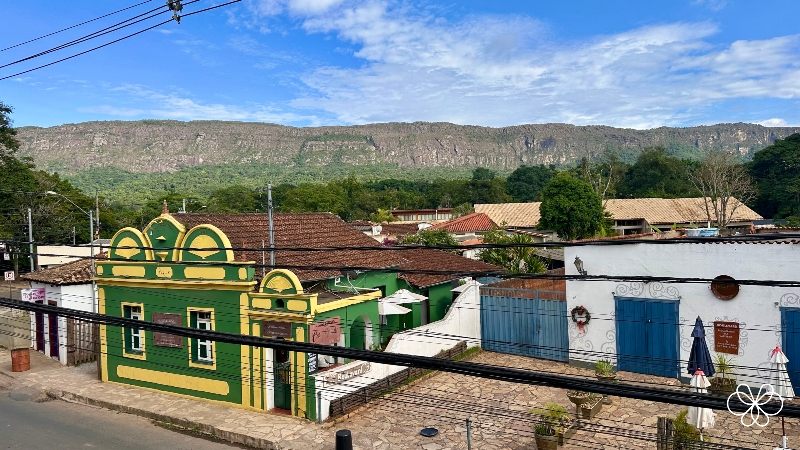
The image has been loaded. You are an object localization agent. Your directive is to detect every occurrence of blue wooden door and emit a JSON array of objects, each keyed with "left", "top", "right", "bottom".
[
  {"left": 480, "top": 294, "right": 568, "bottom": 361},
  {"left": 781, "top": 308, "right": 800, "bottom": 391},
  {"left": 615, "top": 297, "right": 679, "bottom": 377}
]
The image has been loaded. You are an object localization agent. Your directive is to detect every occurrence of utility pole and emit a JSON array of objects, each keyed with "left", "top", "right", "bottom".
[
  {"left": 182, "top": 198, "right": 187, "bottom": 213},
  {"left": 72, "top": 226, "right": 76, "bottom": 245},
  {"left": 27, "top": 208, "right": 34, "bottom": 272},
  {"left": 267, "top": 184, "right": 275, "bottom": 269},
  {"left": 95, "top": 189, "right": 100, "bottom": 240},
  {"left": 89, "top": 209, "right": 97, "bottom": 313},
  {"left": 466, "top": 417, "right": 473, "bottom": 450}
]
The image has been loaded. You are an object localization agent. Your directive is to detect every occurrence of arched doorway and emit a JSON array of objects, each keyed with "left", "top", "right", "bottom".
[{"left": 349, "top": 315, "right": 373, "bottom": 350}]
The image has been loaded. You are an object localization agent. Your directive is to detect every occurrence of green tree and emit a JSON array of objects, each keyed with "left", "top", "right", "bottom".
[
  {"left": 400, "top": 228, "right": 458, "bottom": 248},
  {"left": 478, "top": 230, "right": 546, "bottom": 274},
  {"left": 0, "top": 101, "right": 20, "bottom": 157},
  {"left": 468, "top": 168, "right": 511, "bottom": 204},
  {"left": 539, "top": 173, "right": 605, "bottom": 240},
  {"left": 507, "top": 165, "right": 557, "bottom": 201},
  {"left": 749, "top": 133, "right": 800, "bottom": 218},
  {"left": 617, "top": 148, "right": 698, "bottom": 198},
  {"left": 371, "top": 208, "right": 394, "bottom": 223},
  {"left": 207, "top": 185, "right": 259, "bottom": 212}
]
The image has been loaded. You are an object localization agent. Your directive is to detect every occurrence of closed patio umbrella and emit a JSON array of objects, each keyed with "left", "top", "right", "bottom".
[
  {"left": 767, "top": 346, "right": 793, "bottom": 450},
  {"left": 378, "top": 301, "right": 412, "bottom": 316},
  {"left": 687, "top": 369, "right": 715, "bottom": 439},
  {"left": 383, "top": 289, "right": 427, "bottom": 304},
  {"left": 687, "top": 317, "right": 715, "bottom": 377}
]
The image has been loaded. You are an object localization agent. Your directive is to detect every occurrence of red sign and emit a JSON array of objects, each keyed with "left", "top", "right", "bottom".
[
  {"left": 310, "top": 317, "right": 341, "bottom": 346},
  {"left": 714, "top": 321, "right": 740, "bottom": 355}
]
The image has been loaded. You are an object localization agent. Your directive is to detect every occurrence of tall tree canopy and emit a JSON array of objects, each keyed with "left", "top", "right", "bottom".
[
  {"left": 506, "top": 165, "right": 556, "bottom": 202},
  {"left": 749, "top": 133, "right": 800, "bottom": 219},
  {"left": 539, "top": 173, "right": 605, "bottom": 240},
  {"left": 617, "top": 148, "right": 698, "bottom": 198},
  {"left": 478, "top": 229, "right": 546, "bottom": 274}
]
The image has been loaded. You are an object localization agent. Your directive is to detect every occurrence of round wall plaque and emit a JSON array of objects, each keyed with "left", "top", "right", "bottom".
[{"left": 711, "top": 275, "right": 739, "bottom": 300}]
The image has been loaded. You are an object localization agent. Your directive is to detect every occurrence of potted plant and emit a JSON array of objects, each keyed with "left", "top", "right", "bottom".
[
  {"left": 532, "top": 403, "right": 570, "bottom": 450},
  {"left": 672, "top": 410, "right": 703, "bottom": 449},
  {"left": 578, "top": 393, "right": 604, "bottom": 419},
  {"left": 594, "top": 359, "right": 616, "bottom": 381},
  {"left": 566, "top": 390, "right": 591, "bottom": 409},
  {"left": 709, "top": 354, "right": 737, "bottom": 395}
]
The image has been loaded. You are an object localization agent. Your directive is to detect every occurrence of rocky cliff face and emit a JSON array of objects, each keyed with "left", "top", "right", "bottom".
[{"left": 15, "top": 120, "right": 800, "bottom": 173}]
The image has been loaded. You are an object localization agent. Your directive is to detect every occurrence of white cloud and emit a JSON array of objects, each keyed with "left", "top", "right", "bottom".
[
  {"left": 757, "top": 118, "right": 798, "bottom": 127},
  {"left": 280, "top": 2, "right": 800, "bottom": 128},
  {"left": 86, "top": 84, "right": 323, "bottom": 125}
]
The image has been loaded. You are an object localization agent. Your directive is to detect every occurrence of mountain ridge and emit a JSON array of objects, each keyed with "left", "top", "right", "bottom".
[{"left": 15, "top": 120, "right": 800, "bottom": 174}]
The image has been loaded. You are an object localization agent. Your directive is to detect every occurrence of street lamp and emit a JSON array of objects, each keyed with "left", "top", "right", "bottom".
[{"left": 45, "top": 191, "right": 97, "bottom": 312}]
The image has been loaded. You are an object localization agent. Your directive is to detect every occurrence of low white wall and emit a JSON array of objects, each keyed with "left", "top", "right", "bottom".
[
  {"left": 565, "top": 242, "right": 800, "bottom": 387},
  {"left": 313, "top": 281, "right": 481, "bottom": 421}
]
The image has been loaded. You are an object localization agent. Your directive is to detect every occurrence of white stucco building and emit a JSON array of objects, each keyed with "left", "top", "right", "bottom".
[
  {"left": 21, "top": 257, "right": 97, "bottom": 365},
  {"left": 565, "top": 241, "right": 800, "bottom": 389}
]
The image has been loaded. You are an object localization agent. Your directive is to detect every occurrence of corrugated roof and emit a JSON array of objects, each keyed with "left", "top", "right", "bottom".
[
  {"left": 430, "top": 212, "right": 497, "bottom": 233},
  {"left": 476, "top": 197, "right": 763, "bottom": 228}
]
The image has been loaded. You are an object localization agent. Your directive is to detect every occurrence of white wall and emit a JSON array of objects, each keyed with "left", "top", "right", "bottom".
[
  {"left": 565, "top": 243, "right": 800, "bottom": 387},
  {"left": 312, "top": 280, "right": 482, "bottom": 421},
  {"left": 29, "top": 282, "right": 94, "bottom": 365}
]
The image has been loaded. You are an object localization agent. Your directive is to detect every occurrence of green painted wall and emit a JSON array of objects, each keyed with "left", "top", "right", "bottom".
[
  {"left": 103, "top": 285, "right": 245, "bottom": 404},
  {"left": 315, "top": 300, "right": 382, "bottom": 350}
]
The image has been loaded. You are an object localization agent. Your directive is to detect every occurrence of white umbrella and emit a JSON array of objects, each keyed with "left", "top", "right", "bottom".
[
  {"left": 687, "top": 369, "right": 715, "bottom": 437},
  {"left": 383, "top": 289, "right": 427, "bottom": 304},
  {"left": 768, "top": 346, "right": 795, "bottom": 399},
  {"left": 378, "top": 301, "right": 412, "bottom": 316},
  {"left": 767, "top": 346, "right": 793, "bottom": 450}
]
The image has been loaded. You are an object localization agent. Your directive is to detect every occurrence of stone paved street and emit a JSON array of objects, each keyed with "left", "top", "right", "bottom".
[{"left": 2, "top": 348, "right": 798, "bottom": 449}]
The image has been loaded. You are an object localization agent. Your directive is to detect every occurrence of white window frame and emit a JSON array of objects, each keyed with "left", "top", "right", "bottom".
[
  {"left": 195, "top": 312, "right": 213, "bottom": 363},
  {"left": 129, "top": 307, "right": 143, "bottom": 352}
]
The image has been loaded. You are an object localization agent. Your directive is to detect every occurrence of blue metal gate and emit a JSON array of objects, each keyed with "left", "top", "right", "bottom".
[
  {"left": 480, "top": 289, "right": 568, "bottom": 362},
  {"left": 615, "top": 296, "right": 679, "bottom": 378},
  {"left": 781, "top": 307, "right": 800, "bottom": 391}
]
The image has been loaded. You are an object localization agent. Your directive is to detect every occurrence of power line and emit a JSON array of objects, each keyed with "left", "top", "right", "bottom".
[
  {"left": 0, "top": 0, "right": 158, "bottom": 52},
  {"left": 0, "top": 297, "right": 795, "bottom": 418},
  {"left": 0, "top": 0, "right": 242, "bottom": 81}
]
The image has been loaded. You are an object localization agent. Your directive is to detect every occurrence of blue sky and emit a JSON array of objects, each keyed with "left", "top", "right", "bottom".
[{"left": 2, "top": 0, "right": 799, "bottom": 128}]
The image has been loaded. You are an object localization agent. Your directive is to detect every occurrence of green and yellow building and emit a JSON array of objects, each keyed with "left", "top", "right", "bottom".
[{"left": 98, "top": 209, "right": 496, "bottom": 419}]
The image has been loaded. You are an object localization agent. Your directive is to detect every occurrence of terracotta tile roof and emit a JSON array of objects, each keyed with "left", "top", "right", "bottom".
[
  {"left": 176, "top": 212, "right": 404, "bottom": 282},
  {"left": 430, "top": 213, "right": 497, "bottom": 233},
  {"left": 22, "top": 255, "right": 105, "bottom": 286},
  {"left": 397, "top": 248, "right": 500, "bottom": 288},
  {"left": 475, "top": 202, "right": 541, "bottom": 228},
  {"left": 476, "top": 197, "right": 763, "bottom": 228}
]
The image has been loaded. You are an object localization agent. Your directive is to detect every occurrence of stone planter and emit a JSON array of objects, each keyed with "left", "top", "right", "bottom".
[
  {"left": 534, "top": 433, "right": 559, "bottom": 450},
  {"left": 579, "top": 397, "right": 603, "bottom": 420},
  {"left": 595, "top": 373, "right": 616, "bottom": 404},
  {"left": 567, "top": 391, "right": 590, "bottom": 409},
  {"left": 709, "top": 377, "right": 737, "bottom": 396}
]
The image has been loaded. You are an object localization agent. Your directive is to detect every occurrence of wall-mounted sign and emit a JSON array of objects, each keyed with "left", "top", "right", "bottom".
[
  {"left": 308, "top": 353, "right": 318, "bottom": 373},
  {"left": 310, "top": 317, "right": 341, "bottom": 346},
  {"left": 714, "top": 321, "right": 740, "bottom": 354},
  {"left": 320, "top": 362, "right": 371, "bottom": 384},
  {"left": 2, "top": 253, "right": 9, "bottom": 261},
  {"left": 152, "top": 313, "right": 183, "bottom": 348},
  {"left": 262, "top": 320, "right": 292, "bottom": 338},
  {"left": 20, "top": 287, "right": 45, "bottom": 303}
]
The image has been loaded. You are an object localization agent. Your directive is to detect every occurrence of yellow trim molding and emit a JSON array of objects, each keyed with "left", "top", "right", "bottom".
[
  {"left": 314, "top": 290, "right": 381, "bottom": 314},
  {"left": 97, "top": 278, "right": 256, "bottom": 291},
  {"left": 184, "top": 266, "right": 227, "bottom": 280},
  {"left": 121, "top": 301, "right": 146, "bottom": 361},
  {"left": 112, "top": 265, "right": 146, "bottom": 278},
  {"left": 117, "top": 365, "right": 229, "bottom": 396},
  {"left": 109, "top": 227, "right": 154, "bottom": 262},
  {"left": 99, "top": 288, "right": 108, "bottom": 382},
  {"left": 239, "top": 293, "right": 251, "bottom": 409},
  {"left": 187, "top": 307, "right": 217, "bottom": 370}
]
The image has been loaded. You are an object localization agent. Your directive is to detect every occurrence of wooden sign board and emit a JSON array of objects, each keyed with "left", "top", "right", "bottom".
[
  {"left": 714, "top": 321, "right": 740, "bottom": 354},
  {"left": 152, "top": 313, "right": 183, "bottom": 348},
  {"left": 262, "top": 320, "right": 292, "bottom": 338}
]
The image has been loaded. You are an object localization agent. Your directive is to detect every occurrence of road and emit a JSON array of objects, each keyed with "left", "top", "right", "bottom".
[{"left": 0, "top": 388, "right": 237, "bottom": 449}]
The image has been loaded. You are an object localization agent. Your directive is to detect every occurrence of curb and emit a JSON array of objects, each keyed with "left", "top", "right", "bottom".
[{"left": 46, "top": 389, "right": 279, "bottom": 450}]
